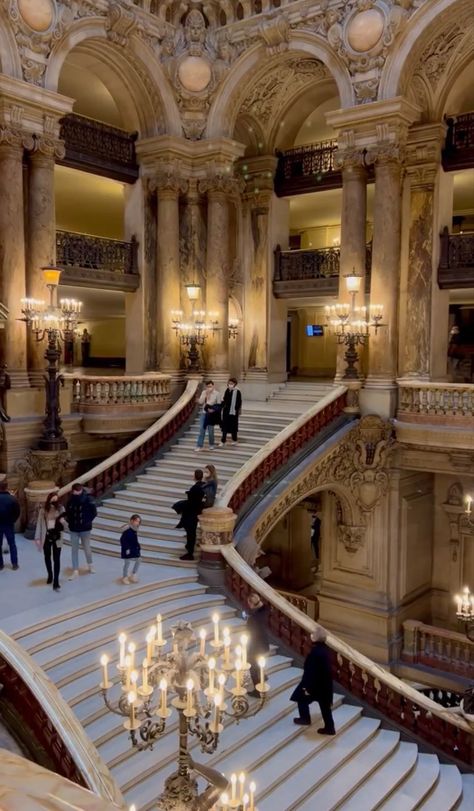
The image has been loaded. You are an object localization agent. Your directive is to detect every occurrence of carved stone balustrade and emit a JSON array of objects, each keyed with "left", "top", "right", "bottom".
[
  {"left": 69, "top": 374, "right": 172, "bottom": 434},
  {"left": 397, "top": 382, "right": 474, "bottom": 423},
  {"left": 277, "top": 589, "right": 319, "bottom": 621},
  {"left": 438, "top": 228, "right": 474, "bottom": 289},
  {"left": 442, "top": 111, "right": 474, "bottom": 171},
  {"left": 56, "top": 230, "right": 139, "bottom": 291},
  {"left": 402, "top": 620, "right": 473, "bottom": 679},
  {"left": 59, "top": 113, "right": 138, "bottom": 183},
  {"left": 273, "top": 244, "right": 372, "bottom": 298}
]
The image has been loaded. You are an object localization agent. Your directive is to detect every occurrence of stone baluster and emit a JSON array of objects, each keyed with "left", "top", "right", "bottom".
[
  {"left": 0, "top": 127, "right": 34, "bottom": 386},
  {"left": 151, "top": 165, "right": 187, "bottom": 373},
  {"left": 26, "top": 136, "right": 65, "bottom": 380}
]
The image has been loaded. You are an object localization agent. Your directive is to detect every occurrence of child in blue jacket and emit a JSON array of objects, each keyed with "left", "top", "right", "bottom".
[{"left": 120, "top": 514, "right": 141, "bottom": 584}]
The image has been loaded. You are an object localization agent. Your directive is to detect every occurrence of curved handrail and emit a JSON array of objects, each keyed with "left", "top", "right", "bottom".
[
  {"left": 222, "top": 546, "right": 473, "bottom": 765},
  {"left": 57, "top": 378, "right": 199, "bottom": 499},
  {"left": 218, "top": 386, "right": 348, "bottom": 511},
  {"left": 0, "top": 629, "right": 124, "bottom": 807}
]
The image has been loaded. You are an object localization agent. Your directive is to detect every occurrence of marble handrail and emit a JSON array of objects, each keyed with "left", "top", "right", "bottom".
[
  {"left": 70, "top": 373, "right": 171, "bottom": 406},
  {"left": 397, "top": 380, "right": 474, "bottom": 417},
  {"left": 220, "top": 544, "right": 473, "bottom": 734},
  {"left": 0, "top": 630, "right": 124, "bottom": 807},
  {"left": 218, "top": 385, "right": 347, "bottom": 510},
  {"left": 57, "top": 378, "right": 199, "bottom": 498}
]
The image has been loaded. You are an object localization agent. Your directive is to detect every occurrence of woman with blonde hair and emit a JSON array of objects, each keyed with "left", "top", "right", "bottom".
[{"left": 35, "top": 491, "right": 66, "bottom": 591}]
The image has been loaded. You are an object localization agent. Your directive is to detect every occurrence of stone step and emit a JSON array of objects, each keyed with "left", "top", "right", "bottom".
[
  {"left": 336, "top": 742, "right": 419, "bottom": 810},
  {"left": 377, "top": 753, "right": 440, "bottom": 810},
  {"left": 97, "top": 506, "right": 178, "bottom": 527},
  {"left": 457, "top": 775, "right": 474, "bottom": 811},
  {"left": 416, "top": 766, "right": 463, "bottom": 810}
]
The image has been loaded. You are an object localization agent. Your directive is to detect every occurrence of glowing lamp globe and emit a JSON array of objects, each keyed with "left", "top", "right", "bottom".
[{"left": 42, "top": 266, "right": 62, "bottom": 287}]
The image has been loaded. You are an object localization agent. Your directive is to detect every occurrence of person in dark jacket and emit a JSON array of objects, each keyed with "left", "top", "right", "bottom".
[
  {"left": 0, "top": 480, "right": 20, "bottom": 571},
  {"left": 65, "top": 482, "right": 97, "bottom": 580},
  {"left": 120, "top": 514, "right": 141, "bottom": 584},
  {"left": 246, "top": 593, "right": 270, "bottom": 696},
  {"left": 202, "top": 464, "right": 218, "bottom": 508},
  {"left": 290, "top": 627, "right": 335, "bottom": 734},
  {"left": 35, "top": 491, "right": 66, "bottom": 591},
  {"left": 219, "top": 378, "right": 242, "bottom": 445},
  {"left": 179, "top": 469, "right": 205, "bottom": 561}
]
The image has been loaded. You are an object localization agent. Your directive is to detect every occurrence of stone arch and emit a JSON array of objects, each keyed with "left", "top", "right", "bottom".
[
  {"left": 206, "top": 33, "right": 353, "bottom": 140},
  {"left": 434, "top": 42, "right": 474, "bottom": 120},
  {"left": 0, "top": 17, "right": 22, "bottom": 79},
  {"left": 44, "top": 18, "right": 181, "bottom": 137},
  {"left": 379, "top": 0, "right": 474, "bottom": 105}
]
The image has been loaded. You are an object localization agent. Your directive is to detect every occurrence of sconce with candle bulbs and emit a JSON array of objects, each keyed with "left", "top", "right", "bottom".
[
  {"left": 464, "top": 495, "right": 474, "bottom": 526},
  {"left": 454, "top": 586, "right": 474, "bottom": 642},
  {"left": 100, "top": 613, "right": 268, "bottom": 810}
]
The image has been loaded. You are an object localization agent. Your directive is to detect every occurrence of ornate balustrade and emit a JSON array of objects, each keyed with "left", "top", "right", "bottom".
[
  {"left": 58, "top": 378, "right": 199, "bottom": 499},
  {"left": 275, "top": 140, "right": 341, "bottom": 195},
  {"left": 443, "top": 111, "right": 474, "bottom": 171},
  {"left": 402, "top": 619, "right": 473, "bottom": 678},
  {"left": 59, "top": 113, "right": 138, "bottom": 182},
  {"left": 397, "top": 381, "right": 474, "bottom": 423},
  {"left": 71, "top": 374, "right": 170, "bottom": 408},
  {"left": 218, "top": 386, "right": 348, "bottom": 514},
  {"left": 438, "top": 228, "right": 474, "bottom": 288},
  {"left": 273, "top": 244, "right": 372, "bottom": 298},
  {"left": 278, "top": 588, "right": 319, "bottom": 620},
  {"left": 0, "top": 630, "right": 122, "bottom": 804},
  {"left": 222, "top": 548, "right": 474, "bottom": 767},
  {"left": 56, "top": 230, "right": 139, "bottom": 291}
]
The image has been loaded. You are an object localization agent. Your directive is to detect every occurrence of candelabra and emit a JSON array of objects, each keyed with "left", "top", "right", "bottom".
[
  {"left": 172, "top": 310, "right": 219, "bottom": 372},
  {"left": 100, "top": 613, "right": 268, "bottom": 810},
  {"left": 325, "top": 271, "right": 384, "bottom": 379},
  {"left": 20, "top": 266, "right": 82, "bottom": 450},
  {"left": 455, "top": 586, "right": 474, "bottom": 642},
  {"left": 228, "top": 320, "right": 239, "bottom": 340},
  {"left": 464, "top": 495, "right": 474, "bottom": 526}
]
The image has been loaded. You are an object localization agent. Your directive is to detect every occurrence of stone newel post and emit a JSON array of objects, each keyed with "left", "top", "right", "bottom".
[{"left": 198, "top": 507, "right": 237, "bottom": 585}]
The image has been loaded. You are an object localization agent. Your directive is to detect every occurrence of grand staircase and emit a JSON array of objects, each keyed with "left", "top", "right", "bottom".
[{"left": 2, "top": 391, "right": 473, "bottom": 810}]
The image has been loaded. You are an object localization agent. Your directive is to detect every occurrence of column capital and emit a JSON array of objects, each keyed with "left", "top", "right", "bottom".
[
  {"left": 335, "top": 147, "right": 368, "bottom": 176},
  {"left": 0, "top": 125, "right": 34, "bottom": 155},
  {"left": 148, "top": 161, "right": 188, "bottom": 197},
  {"left": 198, "top": 171, "right": 245, "bottom": 199},
  {"left": 405, "top": 122, "right": 446, "bottom": 190},
  {"left": 365, "top": 141, "right": 405, "bottom": 167},
  {"left": 31, "top": 134, "right": 65, "bottom": 162}
]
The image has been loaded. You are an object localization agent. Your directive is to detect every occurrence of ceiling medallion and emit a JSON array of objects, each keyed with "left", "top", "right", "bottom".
[{"left": 17, "top": 0, "right": 55, "bottom": 33}]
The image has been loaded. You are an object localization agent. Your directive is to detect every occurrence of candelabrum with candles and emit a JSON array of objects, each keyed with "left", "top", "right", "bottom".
[
  {"left": 324, "top": 271, "right": 384, "bottom": 380},
  {"left": 171, "top": 310, "right": 219, "bottom": 372},
  {"left": 100, "top": 613, "right": 268, "bottom": 810},
  {"left": 454, "top": 586, "right": 474, "bottom": 642},
  {"left": 20, "top": 266, "right": 82, "bottom": 450},
  {"left": 464, "top": 495, "right": 474, "bottom": 526}
]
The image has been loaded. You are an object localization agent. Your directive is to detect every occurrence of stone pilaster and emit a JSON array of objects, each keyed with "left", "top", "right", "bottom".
[
  {"left": 399, "top": 125, "right": 444, "bottom": 380},
  {"left": 27, "top": 136, "right": 64, "bottom": 380},
  {"left": 0, "top": 128, "right": 33, "bottom": 386}
]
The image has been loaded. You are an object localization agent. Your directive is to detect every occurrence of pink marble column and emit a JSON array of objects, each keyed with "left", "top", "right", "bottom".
[{"left": 0, "top": 131, "right": 33, "bottom": 385}]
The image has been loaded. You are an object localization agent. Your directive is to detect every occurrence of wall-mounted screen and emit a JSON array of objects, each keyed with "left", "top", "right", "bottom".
[{"left": 305, "top": 325, "right": 324, "bottom": 337}]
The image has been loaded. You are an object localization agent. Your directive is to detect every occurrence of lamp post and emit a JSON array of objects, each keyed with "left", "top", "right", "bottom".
[
  {"left": 325, "top": 271, "right": 384, "bottom": 379},
  {"left": 100, "top": 616, "right": 267, "bottom": 810},
  {"left": 20, "top": 266, "right": 82, "bottom": 451}
]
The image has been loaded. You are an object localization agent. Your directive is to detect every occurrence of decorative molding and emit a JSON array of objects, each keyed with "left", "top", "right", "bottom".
[
  {"left": 258, "top": 16, "right": 289, "bottom": 55},
  {"left": 150, "top": 161, "right": 188, "bottom": 195},
  {"left": 105, "top": 2, "right": 138, "bottom": 48}
]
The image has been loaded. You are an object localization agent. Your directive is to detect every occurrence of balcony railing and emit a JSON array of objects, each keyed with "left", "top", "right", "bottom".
[
  {"left": 275, "top": 141, "right": 341, "bottom": 196},
  {"left": 273, "top": 243, "right": 372, "bottom": 298},
  {"left": 397, "top": 381, "right": 474, "bottom": 422},
  {"left": 56, "top": 230, "right": 139, "bottom": 291},
  {"left": 438, "top": 227, "right": 474, "bottom": 288},
  {"left": 59, "top": 113, "right": 139, "bottom": 183},
  {"left": 402, "top": 620, "right": 473, "bottom": 678},
  {"left": 72, "top": 375, "right": 170, "bottom": 408},
  {"left": 442, "top": 111, "right": 474, "bottom": 171}
]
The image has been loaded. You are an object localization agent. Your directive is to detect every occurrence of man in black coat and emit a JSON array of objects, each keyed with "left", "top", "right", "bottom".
[
  {"left": 0, "top": 480, "right": 20, "bottom": 570},
  {"left": 290, "top": 627, "right": 335, "bottom": 734},
  {"left": 179, "top": 469, "right": 205, "bottom": 561},
  {"left": 246, "top": 593, "right": 270, "bottom": 696}
]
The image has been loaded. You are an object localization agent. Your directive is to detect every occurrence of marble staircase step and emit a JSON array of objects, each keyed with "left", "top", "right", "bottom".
[
  {"left": 377, "top": 753, "right": 440, "bottom": 810},
  {"left": 335, "top": 742, "right": 419, "bottom": 810},
  {"left": 416, "top": 765, "right": 463, "bottom": 810},
  {"left": 457, "top": 775, "right": 474, "bottom": 811}
]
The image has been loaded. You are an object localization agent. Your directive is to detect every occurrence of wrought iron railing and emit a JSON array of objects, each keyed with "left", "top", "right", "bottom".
[
  {"left": 275, "top": 140, "right": 341, "bottom": 195},
  {"left": 438, "top": 227, "right": 474, "bottom": 288},
  {"left": 59, "top": 113, "right": 138, "bottom": 182},
  {"left": 273, "top": 243, "right": 372, "bottom": 295},
  {"left": 443, "top": 111, "right": 474, "bottom": 171},
  {"left": 56, "top": 230, "right": 138, "bottom": 275}
]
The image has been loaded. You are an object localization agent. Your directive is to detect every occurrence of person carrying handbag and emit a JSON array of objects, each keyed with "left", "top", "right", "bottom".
[
  {"left": 195, "top": 380, "right": 221, "bottom": 451},
  {"left": 35, "top": 492, "right": 66, "bottom": 591}
]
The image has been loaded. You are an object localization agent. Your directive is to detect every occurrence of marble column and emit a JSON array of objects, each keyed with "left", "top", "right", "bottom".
[
  {"left": 365, "top": 150, "right": 402, "bottom": 390},
  {"left": 244, "top": 193, "right": 271, "bottom": 372},
  {"left": 336, "top": 155, "right": 367, "bottom": 379},
  {"left": 200, "top": 176, "right": 233, "bottom": 375},
  {"left": 27, "top": 139, "right": 62, "bottom": 379},
  {"left": 154, "top": 169, "right": 186, "bottom": 372},
  {"left": 0, "top": 130, "right": 33, "bottom": 386}
]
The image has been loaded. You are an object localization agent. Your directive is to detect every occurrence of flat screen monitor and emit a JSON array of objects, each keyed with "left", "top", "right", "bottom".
[{"left": 305, "top": 325, "right": 324, "bottom": 337}]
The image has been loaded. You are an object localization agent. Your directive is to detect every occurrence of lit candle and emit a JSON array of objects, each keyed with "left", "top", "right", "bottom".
[
  {"left": 142, "top": 658, "right": 149, "bottom": 690},
  {"left": 130, "top": 669, "right": 138, "bottom": 690},
  {"left": 124, "top": 655, "right": 131, "bottom": 690},
  {"left": 128, "top": 642, "right": 136, "bottom": 671},
  {"left": 159, "top": 678, "right": 167, "bottom": 715},
  {"left": 455, "top": 593, "right": 462, "bottom": 614},
  {"left": 186, "top": 678, "right": 194, "bottom": 714},
  {"left": 118, "top": 633, "right": 127, "bottom": 668},
  {"left": 129, "top": 805, "right": 136, "bottom": 811},
  {"left": 199, "top": 627, "right": 206, "bottom": 657},
  {"left": 218, "top": 673, "right": 226, "bottom": 701},
  {"left": 156, "top": 614, "right": 163, "bottom": 644},
  {"left": 230, "top": 773, "right": 237, "bottom": 804},
  {"left": 213, "top": 613, "right": 220, "bottom": 645},
  {"left": 243, "top": 793, "right": 249, "bottom": 811},
  {"left": 128, "top": 691, "right": 137, "bottom": 727},
  {"left": 234, "top": 659, "right": 242, "bottom": 690},
  {"left": 239, "top": 772, "right": 245, "bottom": 801},
  {"left": 213, "top": 693, "right": 222, "bottom": 730},
  {"left": 146, "top": 628, "right": 155, "bottom": 661},
  {"left": 249, "top": 781, "right": 256, "bottom": 811},
  {"left": 466, "top": 496, "right": 472, "bottom": 515},
  {"left": 223, "top": 632, "right": 231, "bottom": 667},
  {"left": 258, "top": 656, "right": 266, "bottom": 688},
  {"left": 240, "top": 634, "right": 248, "bottom": 668},
  {"left": 220, "top": 792, "right": 229, "bottom": 811},
  {"left": 100, "top": 654, "right": 110, "bottom": 688},
  {"left": 208, "top": 657, "right": 216, "bottom": 694}
]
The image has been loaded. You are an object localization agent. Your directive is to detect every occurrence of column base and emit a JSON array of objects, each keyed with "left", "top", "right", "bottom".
[
  {"left": 241, "top": 368, "right": 271, "bottom": 401},
  {"left": 360, "top": 378, "right": 398, "bottom": 419}
]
